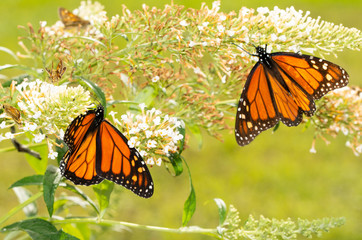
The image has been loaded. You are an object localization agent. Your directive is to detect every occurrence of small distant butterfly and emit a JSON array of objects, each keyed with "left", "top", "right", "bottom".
[
  {"left": 46, "top": 59, "right": 66, "bottom": 82},
  {"left": 2, "top": 103, "right": 21, "bottom": 125},
  {"left": 58, "top": 7, "right": 90, "bottom": 28},
  {"left": 235, "top": 44, "right": 349, "bottom": 146},
  {"left": 60, "top": 105, "right": 154, "bottom": 198}
]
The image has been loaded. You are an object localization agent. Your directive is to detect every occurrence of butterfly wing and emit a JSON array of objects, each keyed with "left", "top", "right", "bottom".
[
  {"left": 58, "top": 7, "right": 90, "bottom": 28},
  {"left": 60, "top": 109, "right": 103, "bottom": 185},
  {"left": 2, "top": 104, "right": 21, "bottom": 124},
  {"left": 271, "top": 53, "right": 349, "bottom": 101},
  {"left": 96, "top": 120, "right": 154, "bottom": 198},
  {"left": 235, "top": 63, "right": 280, "bottom": 146}
]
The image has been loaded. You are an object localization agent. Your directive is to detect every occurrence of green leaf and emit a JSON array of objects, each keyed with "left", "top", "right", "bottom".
[
  {"left": 112, "top": 33, "right": 129, "bottom": 42},
  {"left": 181, "top": 158, "right": 196, "bottom": 227},
  {"left": 57, "top": 229, "right": 80, "bottom": 240},
  {"left": 61, "top": 183, "right": 99, "bottom": 214},
  {"left": 74, "top": 76, "right": 106, "bottom": 109},
  {"left": 0, "top": 46, "right": 19, "bottom": 61},
  {"left": 24, "top": 142, "right": 48, "bottom": 174},
  {"left": 106, "top": 99, "right": 136, "bottom": 107},
  {"left": 43, "top": 165, "right": 62, "bottom": 217},
  {"left": 61, "top": 223, "right": 89, "bottom": 240},
  {"left": 1, "top": 74, "right": 30, "bottom": 88},
  {"left": 9, "top": 175, "right": 43, "bottom": 189},
  {"left": 92, "top": 181, "right": 114, "bottom": 218},
  {"left": 302, "top": 118, "right": 312, "bottom": 132},
  {"left": 55, "top": 138, "right": 67, "bottom": 165},
  {"left": 64, "top": 36, "right": 106, "bottom": 48},
  {"left": 131, "top": 85, "right": 158, "bottom": 110},
  {"left": 1, "top": 218, "right": 59, "bottom": 240},
  {"left": 177, "top": 126, "right": 186, "bottom": 154},
  {"left": 12, "top": 187, "right": 37, "bottom": 217},
  {"left": 272, "top": 121, "right": 280, "bottom": 133},
  {"left": 187, "top": 124, "right": 203, "bottom": 149},
  {"left": 167, "top": 153, "right": 183, "bottom": 176},
  {"left": 214, "top": 198, "right": 227, "bottom": 225}
]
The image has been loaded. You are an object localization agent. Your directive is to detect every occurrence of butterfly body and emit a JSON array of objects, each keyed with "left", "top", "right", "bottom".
[
  {"left": 46, "top": 59, "right": 66, "bottom": 82},
  {"left": 60, "top": 105, "right": 154, "bottom": 198},
  {"left": 235, "top": 45, "right": 349, "bottom": 146}
]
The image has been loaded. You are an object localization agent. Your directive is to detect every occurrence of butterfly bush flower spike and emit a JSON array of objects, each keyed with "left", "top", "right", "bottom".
[
  {"left": 109, "top": 105, "right": 184, "bottom": 166},
  {"left": 312, "top": 86, "right": 361, "bottom": 156},
  {"left": 0, "top": 78, "right": 92, "bottom": 158}
]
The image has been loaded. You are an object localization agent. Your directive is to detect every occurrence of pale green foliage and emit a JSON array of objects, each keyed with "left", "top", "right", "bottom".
[{"left": 219, "top": 205, "right": 345, "bottom": 240}]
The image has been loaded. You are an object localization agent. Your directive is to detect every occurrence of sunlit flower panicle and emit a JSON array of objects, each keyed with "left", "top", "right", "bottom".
[
  {"left": 0, "top": 79, "right": 93, "bottom": 156},
  {"left": 109, "top": 104, "right": 184, "bottom": 167},
  {"left": 312, "top": 86, "right": 361, "bottom": 156},
  {"left": 74, "top": 0, "right": 107, "bottom": 26},
  {"left": 219, "top": 205, "right": 345, "bottom": 239},
  {"left": 230, "top": 4, "right": 361, "bottom": 56}
]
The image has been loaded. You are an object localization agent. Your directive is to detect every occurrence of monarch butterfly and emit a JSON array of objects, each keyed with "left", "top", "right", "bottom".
[
  {"left": 60, "top": 105, "right": 154, "bottom": 198},
  {"left": 235, "top": 45, "right": 349, "bottom": 146},
  {"left": 58, "top": 7, "right": 90, "bottom": 28}
]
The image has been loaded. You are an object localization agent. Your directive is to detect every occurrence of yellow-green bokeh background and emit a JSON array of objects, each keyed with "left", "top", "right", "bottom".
[{"left": 0, "top": 0, "right": 361, "bottom": 239}]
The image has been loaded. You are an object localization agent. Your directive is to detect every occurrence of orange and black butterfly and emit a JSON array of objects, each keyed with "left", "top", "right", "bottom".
[
  {"left": 60, "top": 105, "right": 154, "bottom": 198},
  {"left": 58, "top": 7, "right": 90, "bottom": 28},
  {"left": 235, "top": 45, "right": 349, "bottom": 146},
  {"left": 46, "top": 59, "right": 66, "bottom": 82}
]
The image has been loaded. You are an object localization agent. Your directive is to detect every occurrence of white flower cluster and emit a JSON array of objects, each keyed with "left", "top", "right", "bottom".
[
  {"left": 310, "top": 86, "right": 361, "bottom": 156},
  {"left": 327, "top": 87, "right": 361, "bottom": 156},
  {"left": 74, "top": 0, "right": 108, "bottom": 26},
  {"left": 237, "top": 4, "right": 360, "bottom": 55},
  {"left": 0, "top": 79, "right": 92, "bottom": 159},
  {"left": 109, "top": 103, "right": 184, "bottom": 166}
]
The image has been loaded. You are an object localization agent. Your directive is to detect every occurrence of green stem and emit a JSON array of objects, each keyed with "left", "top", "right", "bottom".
[
  {"left": 52, "top": 218, "right": 218, "bottom": 237},
  {"left": 0, "top": 191, "right": 43, "bottom": 226},
  {"left": 0, "top": 142, "right": 46, "bottom": 153},
  {"left": 113, "top": 39, "right": 180, "bottom": 56}
]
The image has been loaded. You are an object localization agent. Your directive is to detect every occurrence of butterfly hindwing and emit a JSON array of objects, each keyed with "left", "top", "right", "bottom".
[
  {"left": 96, "top": 120, "right": 154, "bottom": 198},
  {"left": 235, "top": 45, "right": 349, "bottom": 146}
]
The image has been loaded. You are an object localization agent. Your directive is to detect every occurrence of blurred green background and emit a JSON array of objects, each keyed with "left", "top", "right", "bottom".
[{"left": 0, "top": 0, "right": 361, "bottom": 239}]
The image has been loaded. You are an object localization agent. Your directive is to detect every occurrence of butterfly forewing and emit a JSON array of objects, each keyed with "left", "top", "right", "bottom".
[
  {"left": 60, "top": 109, "right": 103, "bottom": 185},
  {"left": 235, "top": 64, "right": 280, "bottom": 146},
  {"left": 63, "top": 109, "right": 97, "bottom": 150},
  {"left": 272, "top": 53, "right": 349, "bottom": 100},
  {"left": 235, "top": 45, "right": 349, "bottom": 146}
]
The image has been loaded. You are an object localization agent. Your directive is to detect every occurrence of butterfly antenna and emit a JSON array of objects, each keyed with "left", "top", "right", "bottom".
[{"left": 231, "top": 42, "right": 256, "bottom": 56}]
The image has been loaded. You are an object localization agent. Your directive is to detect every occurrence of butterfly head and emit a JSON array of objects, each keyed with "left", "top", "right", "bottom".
[
  {"left": 255, "top": 45, "right": 272, "bottom": 68},
  {"left": 95, "top": 105, "right": 105, "bottom": 124}
]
